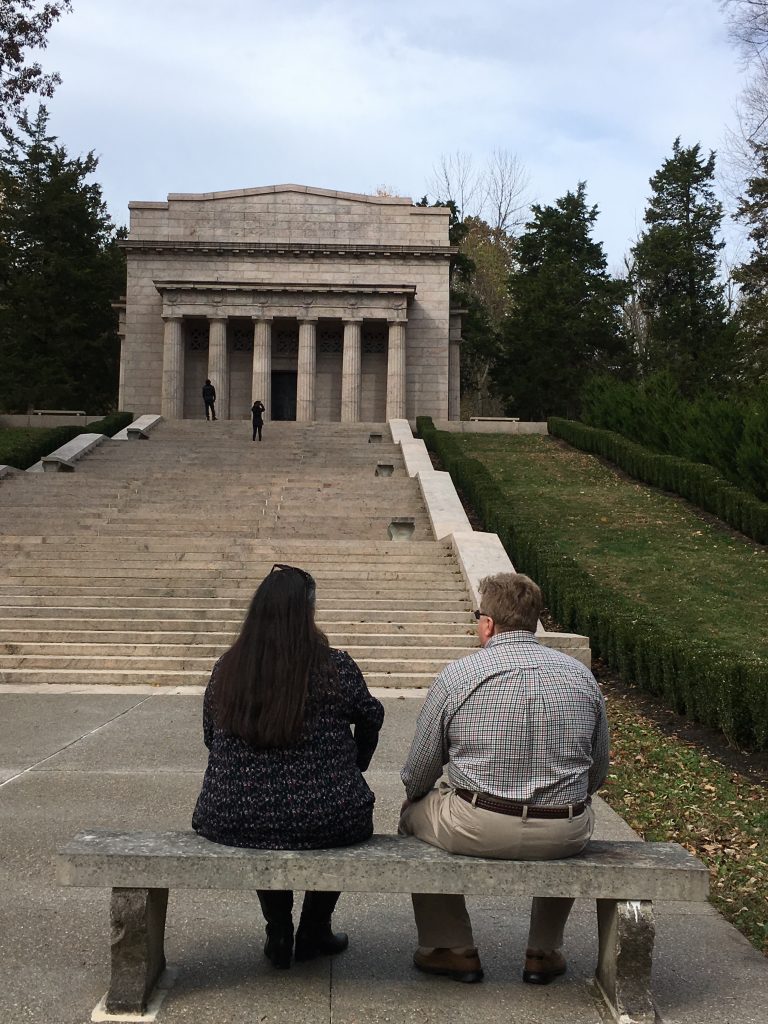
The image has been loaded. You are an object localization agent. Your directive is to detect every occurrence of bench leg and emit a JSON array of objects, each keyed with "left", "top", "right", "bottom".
[
  {"left": 595, "top": 899, "right": 655, "bottom": 1024},
  {"left": 105, "top": 886, "right": 169, "bottom": 1014}
]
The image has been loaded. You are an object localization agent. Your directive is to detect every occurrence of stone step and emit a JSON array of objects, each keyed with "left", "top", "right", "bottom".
[
  {"left": 0, "top": 557, "right": 454, "bottom": 575},
  {"left": 0, "top": 536, "right": 451, "bottom": 554},
  {"left": 0, "top": 638, "right": 475, "bottom": 663},
  {"left": 0, "top": 558, "right": 461, "bottom": 575},
  {"left": 0, "top": 628, "right": 475, "bottom": 646},
  {"left": 0, "top": 667, "right": 437, "bottom": 687},
  {"left": 0, "top": 653, "right": 457, "bottom": 673},
  {"left": 0, "top": 617, "right": 471, "bottom": 634},
  {"left": 0, "top": 577, "right": 466, "bottom": 596},
  {"left": 0, "top": 592, "right": 470, "bottom": 610},
  {"left": 0, "top": 607, "right": 470, "bottom": 624},
  {"left": 0, "top": 637, "right": 476, "bottom": 657},
  {"left": 0, "top": 571, "right": 463, "bottom": 590}
]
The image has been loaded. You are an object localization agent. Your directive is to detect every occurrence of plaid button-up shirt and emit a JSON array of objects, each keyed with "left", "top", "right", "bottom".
[{"left": 401, "top": 631, "right": 610, "bottom": 805}]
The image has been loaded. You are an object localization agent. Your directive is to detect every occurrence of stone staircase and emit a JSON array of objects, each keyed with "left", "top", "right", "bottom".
[{"left": 0, "top": 420, "right": 478, "bottom": 687}]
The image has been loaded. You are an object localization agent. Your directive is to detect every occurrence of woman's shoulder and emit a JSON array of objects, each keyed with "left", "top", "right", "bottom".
[
  {"left": 329, "top": 646, "right": 356, "bottom": 669},
  {"left": 328, "top": 647, "right": 366, "bottom": 683}
]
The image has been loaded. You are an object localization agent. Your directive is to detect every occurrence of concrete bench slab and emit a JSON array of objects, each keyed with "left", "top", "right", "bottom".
[
  {"left": 33, "top": 433, "right": 107, "bottom": 473},
  {"left": 112, "top": 415, "right": 163, "bottom": 441},
  {"left": 57, "top": 830, "right": 708, "bottom": 1023}
]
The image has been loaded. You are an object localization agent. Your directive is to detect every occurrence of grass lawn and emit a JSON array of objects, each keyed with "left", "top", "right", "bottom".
[
  {"left": 602, "top": 676, "right": 768, "bottom": 954},
  {"left": 451, "top": 431, "right": 767, "bottom": 954},
  {"left": 457, "top": 434, "right": 768, "bottom": 661}
]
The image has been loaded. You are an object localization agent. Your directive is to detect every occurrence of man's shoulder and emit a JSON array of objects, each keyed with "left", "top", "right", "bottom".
[
  {"left": 534, "top": 640, "right": 598, "bottom": 677},
  {"left": 434, "top": 645, "right": 502, "bottom": 691}
]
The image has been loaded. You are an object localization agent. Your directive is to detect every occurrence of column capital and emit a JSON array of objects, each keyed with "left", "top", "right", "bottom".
[
  {"left": 251, "top": 314, "right": 273, "bottom": 323},
  {"left": 162, "top": 314, "right": 183, "bottom": 323},
  {"left": 343, "top": 317, "right": 364, "bottom": 325},
  {"left": 298, "top": 317, "right": 318, "bottom": 326},
  {"left": 208, "top": 314, "right": 228, "bottom": 323}
]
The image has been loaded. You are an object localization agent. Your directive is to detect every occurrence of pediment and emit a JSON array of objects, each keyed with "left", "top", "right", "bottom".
[{"left": 165, "top": 184, "right": 413, "bottom": 207}]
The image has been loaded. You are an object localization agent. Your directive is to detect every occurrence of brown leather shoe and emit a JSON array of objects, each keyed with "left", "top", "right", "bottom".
[
  {"left": 522, "top": 948, "right": 567, "bottom": 985},
  {"left": 413, "top": 947, "right": 484, "bottom": 983}
]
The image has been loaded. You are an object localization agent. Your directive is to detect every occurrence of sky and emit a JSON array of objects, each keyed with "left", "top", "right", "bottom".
[{"left": 37, "top": 0, "right": 747, "bottom": 270}]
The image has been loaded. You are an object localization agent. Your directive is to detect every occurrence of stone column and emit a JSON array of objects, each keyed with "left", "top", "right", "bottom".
[
  {"left": 118, "top": 337, "right": 126, "bottom": 413},
  {"left": 251, "top": 317, "right": 272, "bottom": 421},
  {"left": 296, "top": 319, "right": 317, "bottom": 422},
  {"left": 341, "top": 319, "right": 362, "bottom": 422},
  {"left": 207, "top": 317, "right": 228, "bottom": 420},
  {"left": 386, "top": 320, "right": 407, "bottom": 421},
  {"left": 161, "top": 317, "right": 184, "bottom": 419},
  {"left": 449, "top": 336, "right": 461, "bottom": 420},
  {"left": 449, "top": 310, "right": 464, "bottom": 421}
]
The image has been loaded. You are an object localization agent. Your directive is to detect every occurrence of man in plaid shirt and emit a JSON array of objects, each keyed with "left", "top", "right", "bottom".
[{"left": 399, "top": 572, "right": 609, "bottom": 984}]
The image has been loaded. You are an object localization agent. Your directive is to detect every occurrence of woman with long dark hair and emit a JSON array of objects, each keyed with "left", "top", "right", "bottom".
[{"left": 192, "top": 564, "right": 384, "bottom": 969}]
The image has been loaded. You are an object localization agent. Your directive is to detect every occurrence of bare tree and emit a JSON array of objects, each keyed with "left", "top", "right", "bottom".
[
  {"left": 617, "top": 256, "right": 650, "bottom": 372},
  {"left": 722, "top": 2, "right": 768, "bottom": 165},
  {"left": 427, "top": 148, "right": 530, "bottom": 236},
  {"left": 427, "top": 151, "right": 483, "bottom": 220},
  {"left": 484, "top": 149, "right": 530, "bottom": 235}
]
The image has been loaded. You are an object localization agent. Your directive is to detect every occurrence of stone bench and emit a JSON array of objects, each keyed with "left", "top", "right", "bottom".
[
  {"left": 29, "top": 433, "right": 107, "bottom": 473},
  {"left": 56, "top": 830, "right": 708, "bottom": 1023},
  {"left": 112, "top": 414, "right": 163, "bottom": 441}
]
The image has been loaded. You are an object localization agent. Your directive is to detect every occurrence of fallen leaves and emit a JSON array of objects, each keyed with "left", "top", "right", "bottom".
[{"left": 601, "top": 687, "right": 768, "bottom": 957}]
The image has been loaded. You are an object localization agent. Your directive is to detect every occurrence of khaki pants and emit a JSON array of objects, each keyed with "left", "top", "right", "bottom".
[{"left": 398, "top": 783, "right": 594, "bottom": 950}]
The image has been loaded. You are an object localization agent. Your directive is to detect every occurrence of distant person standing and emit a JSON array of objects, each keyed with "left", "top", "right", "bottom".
[
  {"left": 252, "top": 399, "right": 265, "bottom": 441},
  {"left": 203, "top": 380, "right": 217, "bottom": 421}
]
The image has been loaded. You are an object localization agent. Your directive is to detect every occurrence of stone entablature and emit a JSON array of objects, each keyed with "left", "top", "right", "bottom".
[
  {"left": 122, "top": 239, "right": 454, "bottom": 258},
  {"left": 155, "top": 282, "right": 414, "bottom": 323},
  {"left": 120, "top": 185, "right": 459, "bottom": 423}
]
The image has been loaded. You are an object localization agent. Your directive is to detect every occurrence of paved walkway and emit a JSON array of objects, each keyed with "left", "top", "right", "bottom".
[{"left": 1, "top": 686, "right": 766, "bottom": 1024}]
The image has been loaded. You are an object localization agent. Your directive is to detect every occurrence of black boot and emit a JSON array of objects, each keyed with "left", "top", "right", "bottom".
[
  {"left": 295, "top": 891, "right": 348, "bottom": 961},
  {"left": 258, "top": 890, "right": 294, "bottom": 969}
]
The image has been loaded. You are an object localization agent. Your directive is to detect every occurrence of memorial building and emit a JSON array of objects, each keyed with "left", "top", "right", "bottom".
[{"left": 118, "top": 184, "right": 462, "bottom": 422}]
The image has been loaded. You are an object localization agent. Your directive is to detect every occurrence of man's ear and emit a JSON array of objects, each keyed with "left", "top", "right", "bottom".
[{"left": 480, "top": 615, "right": 495, "bottom": 644}]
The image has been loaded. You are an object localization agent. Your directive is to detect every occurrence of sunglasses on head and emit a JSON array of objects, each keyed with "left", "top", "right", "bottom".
[{"left": 270, "top": 563, "right": 316, "bottom": 603}]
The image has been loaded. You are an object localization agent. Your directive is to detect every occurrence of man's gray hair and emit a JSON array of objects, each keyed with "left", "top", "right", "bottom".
[{"left": 478, "top": 573, "right": 542, "bottom": 633}]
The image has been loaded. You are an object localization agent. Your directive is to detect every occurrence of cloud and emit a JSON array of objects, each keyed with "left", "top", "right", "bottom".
[{"left": 40, "top": 0, "right": 744, "bottom": 261}]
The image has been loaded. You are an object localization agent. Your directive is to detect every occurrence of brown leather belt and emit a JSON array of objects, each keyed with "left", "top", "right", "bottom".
[{"left": 456, "top": 789, "right": 586, "bottom": 819}]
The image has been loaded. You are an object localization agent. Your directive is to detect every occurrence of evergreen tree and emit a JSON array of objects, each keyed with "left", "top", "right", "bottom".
[
  {"left": 631, "top": 138, "right": 735, "bottom": 392},
  {"left": 494, "top": 183, "right": 627, "bottom": 420},
  {"left": 0, "top": 106, "right": 125, "bottom": 412},
  {"left": 733, "top": 140, "right": 768, "bottom": 385}
]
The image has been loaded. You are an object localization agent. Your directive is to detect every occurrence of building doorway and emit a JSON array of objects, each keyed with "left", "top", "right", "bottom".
[{"left": 271, "top": 371, "right": 297, "bottom": 420}]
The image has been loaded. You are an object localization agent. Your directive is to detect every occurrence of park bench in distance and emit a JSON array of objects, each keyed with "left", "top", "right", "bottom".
[{"left": 56, "top": 830, "right": 709, "bottom": 1024}]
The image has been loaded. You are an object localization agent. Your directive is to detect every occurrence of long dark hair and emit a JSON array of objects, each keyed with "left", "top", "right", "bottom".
[{"left": 213, "top": 566, "right": 333, "bottom": 747}]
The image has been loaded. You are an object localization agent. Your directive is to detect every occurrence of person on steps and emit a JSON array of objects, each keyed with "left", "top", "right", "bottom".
[
  {"left": 399, "top": 572, "right": 609, "bottom": 985},
  {"left": 251, "top": 399, "right": 265, "bottom": 441},
  {"left": 192, "top": 563, "right": 384, "bottom": 969},
  {"left": 202, "top": 379, "right": 217, "bottom": 420}
]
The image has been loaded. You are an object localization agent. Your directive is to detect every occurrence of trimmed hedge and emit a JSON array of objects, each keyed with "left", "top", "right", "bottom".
[
  {"left": 0, "top": 412, "right": 134, "bottom": 470},
  {"left": 547, "top": 417, "right": 768, "bottom": 546},
  {"left": 416, "top": 416, "right": 768, "bottom": 751}
]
